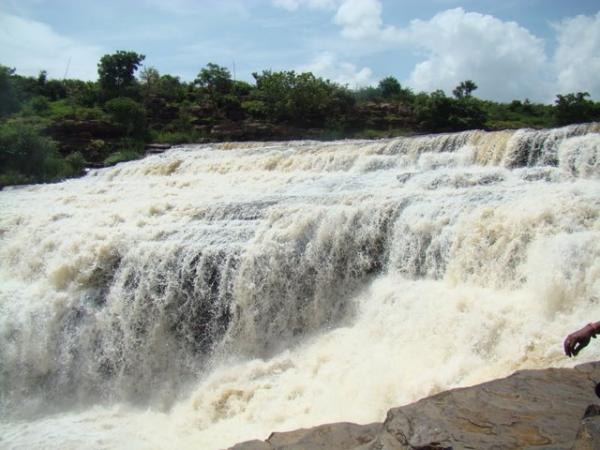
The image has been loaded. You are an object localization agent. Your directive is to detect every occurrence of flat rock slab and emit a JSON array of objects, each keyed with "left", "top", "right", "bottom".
[{"left": 229, "top": 362, "right": 600, "bottom": 450}]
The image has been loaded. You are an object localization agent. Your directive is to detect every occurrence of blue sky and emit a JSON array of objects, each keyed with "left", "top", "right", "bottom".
[{"left": 1, "top": 0, "right": 599, "bottom": 102}]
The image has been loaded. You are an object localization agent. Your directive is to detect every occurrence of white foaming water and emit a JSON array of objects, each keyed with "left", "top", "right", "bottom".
[{"left": 1, "top": 124, "right": 600, "bottom": 449}]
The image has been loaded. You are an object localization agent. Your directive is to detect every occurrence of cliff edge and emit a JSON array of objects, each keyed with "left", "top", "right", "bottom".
[{"left": 229, "top": 362, "right": 600, "bottom": 450}]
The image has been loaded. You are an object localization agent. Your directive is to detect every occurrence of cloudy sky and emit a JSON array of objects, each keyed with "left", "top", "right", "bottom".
[{"left": 1, "top": 0, "right": 599, "bottom": 102}]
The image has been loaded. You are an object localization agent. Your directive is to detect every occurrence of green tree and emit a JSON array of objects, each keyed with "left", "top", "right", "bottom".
[
  {"left": 415, "top": 89, "right": 486, "bottom": 132},
  {"left": 0, "top": 121, "right": 60, "bottom": 180},
  {"left": 453, "top": 80, "right": 478, "bottom": 99},
  {"left": 195, "top": 63, "right": 233, "bottom": 102},
  {"left": 378, "top": 76, "right": 401, "bottom": 99},
  {"left": 353, "top": 86, "right": 381, "bottom": 103},
  {"left": 554, "top": 92, "right": 597, "bottom": 126},
  {"left": 250, "top": 70, "right": 354, "bottom": 127},
  {"left": 104, "top": 97, "right": 147, "bottom": 139},
  {"left": 97, "top": 51, "right": 145, "bottom": 98},
  {"left": 139, "top": 66, "right": 160, "bottom": 87},
  {"left": 140, "top": 67, "right": 186, "bottom": 103},
  {"left": 0, "top": 65, "right": 20, "bottom": 117}
]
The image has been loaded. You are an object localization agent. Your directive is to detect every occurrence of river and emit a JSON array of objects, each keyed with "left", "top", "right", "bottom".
[{"left": 1, "top": 124, "right": 599, "bottom": 449}]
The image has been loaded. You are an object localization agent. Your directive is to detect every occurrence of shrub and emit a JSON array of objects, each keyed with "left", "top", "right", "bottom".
[
  {"left": 0, "top": 120, "right": 58, "bottom": 177},
  {"left": 28, "top": 96, "right": 50, "bottom": 114},
  {"left": 104, "top": 97, "right": 147, "bottom": 139},
  {"left": 154, "top": 130, "right": 204, "bottom": 144},
  {"left": 103, "top": 150, "right": 141, "bottom": 166},
  {"left": 64, "top": 151, "right": 87, "bottom": 175}
]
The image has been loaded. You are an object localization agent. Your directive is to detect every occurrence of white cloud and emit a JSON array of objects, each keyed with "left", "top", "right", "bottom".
[
  {"left": 297, "top": 52, "right": 374, "bottom": 87},
  {"left": 553, "top": 12, "right": 600, "bottom": 98},
  {"left": 401, "top": 8, "right": 548, "bottom": 101},
  {"left": 273, "top": 0, "right": 339, "bottom": 11},
  {"left": 0, "top": 11, "right": 102, "bottom": 80},
  {"left": 323, "top": 4, "right": 551, "bottom": 100},
  {"left": 333, "top": 0, "right": 383, "bottom": 39}
]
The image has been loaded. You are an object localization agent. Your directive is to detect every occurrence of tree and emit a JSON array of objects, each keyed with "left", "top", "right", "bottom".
[
  {"left": 97, "top": 51, "right": 145, "bottom": 97},
  {"left": 139, "top": 66, "right": 160, "bottom": 87},
  {"left": 195, "top": 63, "right": 233, "bottom": 101},
  {"left": 250, "top": 70, "right": 354, "bottom": 127},
  {"left": 0, "top": 65, "right": 20, "bottom": 117},
  {"left": 453, "top": 80, "right": 478, "bottom": 99},
  {"left": 554, "top": 92, "right": 597, "bottom": 126},
  {"left": 378, "top": 76, "right": 401, "bottom": 99},
  {"left": 104, "top": 97, "right": 147, "bottom": 139},
  {"left": 0, "top": 121, "right": 59, "bottom": 178},
  {"left": 353, "top": 86, "right": 381, "bottom": 102},
  {"left": 415, "top": 89, "right": 486, "bottom": 132}
]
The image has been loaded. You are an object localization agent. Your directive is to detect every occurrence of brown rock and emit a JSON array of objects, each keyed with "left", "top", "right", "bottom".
[
  {"left": 230, "top": 422, "right": 381, "bottom": 450},
  {"left": 572, "top": 405, "right": 600, "bottom": 450},
  {"left": 230, "top": 363, "right": 600, "bottom": 450}
]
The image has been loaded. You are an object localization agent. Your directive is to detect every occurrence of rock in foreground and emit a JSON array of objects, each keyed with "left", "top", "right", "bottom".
[{"left": 230, "top": 362, "right": 600, "bottom": 450}]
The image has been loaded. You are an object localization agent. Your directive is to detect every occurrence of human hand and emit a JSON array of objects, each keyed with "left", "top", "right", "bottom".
[{"left": 564, "top": 324, "right": 596, "bottom": 357}]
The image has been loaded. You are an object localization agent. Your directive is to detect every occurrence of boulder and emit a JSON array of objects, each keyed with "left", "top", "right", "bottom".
[{"left": 230, "top": 362, "right": 600, "bottom": 450}]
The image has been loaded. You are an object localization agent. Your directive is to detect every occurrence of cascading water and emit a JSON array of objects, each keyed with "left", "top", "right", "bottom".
[{"left": 1, "top": 123, "right": 599, "bottom": 449}]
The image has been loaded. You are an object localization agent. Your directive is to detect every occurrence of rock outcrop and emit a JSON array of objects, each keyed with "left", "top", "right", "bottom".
[{"left": 230, "top": 362, "right": 600, "bottom": 450}]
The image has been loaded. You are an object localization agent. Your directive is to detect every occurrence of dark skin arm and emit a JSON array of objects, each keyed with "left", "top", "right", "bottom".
[{"left": 564, "top": 322, "right": 600, "bottom": 357}]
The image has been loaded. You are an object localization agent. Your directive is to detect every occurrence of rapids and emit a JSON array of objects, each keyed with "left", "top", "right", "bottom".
[{"left": 1, "top": 124, "right": 600, "bottom": 449}]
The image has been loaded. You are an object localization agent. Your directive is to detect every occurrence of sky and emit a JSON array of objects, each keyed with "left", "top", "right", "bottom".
[{"left": 1, "top": 0, "right": 599, "bottom": 102}]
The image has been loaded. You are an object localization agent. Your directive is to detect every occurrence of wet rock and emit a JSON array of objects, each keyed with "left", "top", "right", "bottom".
[
  {"left": 229, "top": 422, "right": 381, "bottom": 450},
  {"left": 230, "top": 362, "right": 600, "bottom": 450},
  {"left": 572, "top": 405, "right": 600, "bottom": 450},
  {"left": 145, "top": 143, "right": 172, "bottom": 154}
]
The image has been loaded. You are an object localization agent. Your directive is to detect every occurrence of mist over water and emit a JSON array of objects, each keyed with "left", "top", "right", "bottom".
[{"left": 1, "top": 124, "right": 600, "bottom": 449}]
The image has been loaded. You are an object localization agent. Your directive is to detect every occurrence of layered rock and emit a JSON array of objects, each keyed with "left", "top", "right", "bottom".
[{"left": 230, "top": 362, "right": 600, "bottom": 450}]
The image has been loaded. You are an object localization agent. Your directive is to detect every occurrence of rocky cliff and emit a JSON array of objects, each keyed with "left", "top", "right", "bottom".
[{"left": 230, "top": 362, "right": 600, "bottom": 450}]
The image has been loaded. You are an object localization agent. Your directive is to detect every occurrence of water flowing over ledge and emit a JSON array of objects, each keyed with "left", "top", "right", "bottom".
[
  {"left": 230, "top": 362, "right": 600, "bottom": 450},
  {"left": 1, "top": 124, "right": 599, "bottom": 448}
]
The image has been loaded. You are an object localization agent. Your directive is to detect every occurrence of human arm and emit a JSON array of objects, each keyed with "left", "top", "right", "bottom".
[{"left": 564, "top": 322, "right": 600, "bottom": 357}]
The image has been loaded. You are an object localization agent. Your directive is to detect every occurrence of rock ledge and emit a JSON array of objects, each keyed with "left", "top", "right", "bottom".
[{"left": 230, "top": 362, "right": 600, "bottom": 450}]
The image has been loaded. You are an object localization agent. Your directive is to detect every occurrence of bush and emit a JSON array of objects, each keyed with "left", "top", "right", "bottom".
[
  {"left": 0, "top": 121, "right": 89, "bottom": 186},
  {"left": 0, "top": 171, "right": 31, "bottom": 188},
  {"left": 414, "top": 90, "right": 487, "bottom": 132},
  {"left": 28, "top": 96, "right": 50, "bottom": 114},
  {"left": 0, "top": 121, "right": 58, "bottom": 177},
  {"left": 104, "top": 97, "right": 147, "bottom": 139},
  {"left": 153, "top": 130, "right": 204, "bottom": 144},
  {"left": 0, "top": 66, "right": 20, "bottom": 117},
  {"left": 64, "top": 151, "right": 87, "bottom": 175},
  {"left": 103, "top": 150, "right": 141, "bottom": 166},
  {"left": 554, "top": 92, "right": 599, "bottom": 126}
]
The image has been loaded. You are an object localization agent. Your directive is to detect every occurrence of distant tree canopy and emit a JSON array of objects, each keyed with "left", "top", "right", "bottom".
[
  {"left": 0, "top": 121, "right": 62, "bottom": 180},
  {"left": 379, "top": 77, "right": 401, "bottom": 99},
  {"left": 98, "top": 51, "right": 145, "bottom": 98},
  {"left": 104, "top": 96, "right": 147, "bottom": 139},
  {"left": 415, "top": 89, "right": 486, "bottom": 132},
  {"left": 195, "top": 63, "right": 233, "bottom": 100},
  {"left": 140, "top": 66, "right": 185, "bottom": 105},
  {"left": 453, "top": 80, "right": 478, "bottom": 99},
  {"left": 554, "top": 92, "right": 598, "bottom": 125},
  {"left": 249, "top": 70, "right": 354, "bottom": 127},
  {"left": 2, "top": 47, "right": 600, "bottom": 187},
  {"left": 0, "top": 65, "right": 20, "bottom": 117}
]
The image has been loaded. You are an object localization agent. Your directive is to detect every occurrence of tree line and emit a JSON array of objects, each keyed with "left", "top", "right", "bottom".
[{"left": 1, "top": 50, "right": 599, "bottom": 187}]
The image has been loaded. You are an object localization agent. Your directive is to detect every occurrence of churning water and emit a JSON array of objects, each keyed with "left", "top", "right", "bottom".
[{"left": 1, "top": 124, "right": 600, "bottom": 449}]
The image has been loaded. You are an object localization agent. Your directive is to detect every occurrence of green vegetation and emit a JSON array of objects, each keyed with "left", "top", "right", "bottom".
[
  {"left": 98, "top": 51, "right": 145, "bottom": 99},
  {"left": 0, "top": 120, "right": 84, "bottom": 187},
  {"left": 103, "top": 150, "right": 142, "bottom": 166},
  {"left": 1, "top": 51, "right": 600, "bottom": 187}
]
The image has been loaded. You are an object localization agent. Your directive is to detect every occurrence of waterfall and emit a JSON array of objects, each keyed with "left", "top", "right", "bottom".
[{"left": 1, "top": 123, "right": 599, "bottom": 448}]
